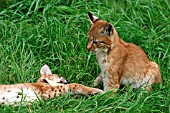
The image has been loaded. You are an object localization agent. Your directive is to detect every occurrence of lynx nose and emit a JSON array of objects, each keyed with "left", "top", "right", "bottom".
[
  {"left": 87, "top": 44, "right": 92, "bottom": 51},
  {"left": 63, "top": 80, "right": 69, "bottom": 84},
  {"left": 66, "top": 80, "right": 70, "bottom": 84}
]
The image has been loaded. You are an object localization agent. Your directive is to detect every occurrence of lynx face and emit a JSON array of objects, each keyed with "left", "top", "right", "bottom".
[
  {"left": 37, "top": 74, "right": 69, "bottom": 87},
  {"left": 37, "top": 65, "right": 69, "bottom": 86},
  {"left": 87, "top": 12, "right": 114, "bottom": 53}
]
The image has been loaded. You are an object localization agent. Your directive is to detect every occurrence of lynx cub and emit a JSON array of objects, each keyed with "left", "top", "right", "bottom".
[
  {"left": 0, "top": 64, "right": 103, "bottom": 105},
  {"left": 87, "top": 12, "right": 162, "bottom": 92}
]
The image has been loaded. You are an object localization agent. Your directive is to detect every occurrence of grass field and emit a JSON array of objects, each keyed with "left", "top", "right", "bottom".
[{"left": 0, "top": 0, "right": 169, "bottom": 112}]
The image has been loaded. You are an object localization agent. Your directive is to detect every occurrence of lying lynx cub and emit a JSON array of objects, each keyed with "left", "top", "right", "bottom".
[
  {"left": 0, "top": 65, "right": 103, "bottom": 105},
  {"left": 87, "top": 12, "right": 162, "bottom": 92}
]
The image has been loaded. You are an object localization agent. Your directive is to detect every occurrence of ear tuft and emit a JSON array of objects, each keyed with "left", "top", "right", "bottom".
[
  {"left": 88, "top": 12, "right": 99, "bottom": 24},
  {"left": 40, "top": 64, "right": 52, "bottom": 75},
  {"left": 101, "top": 23, "right": 113, "bottom": 36}
]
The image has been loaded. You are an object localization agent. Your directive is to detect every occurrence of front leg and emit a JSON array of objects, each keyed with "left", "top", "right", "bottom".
[
  {"left": 66, "top": 83, "right": 103, "bottom": 95},
  {"left": 93, "top": 72, "right": 103, "bottom": 87},
  {"left": 41, "top": 84, "right": 103, "bottom": 99},
  {"left": 103, "top": 72, "right": 120, "bottom": 92}
]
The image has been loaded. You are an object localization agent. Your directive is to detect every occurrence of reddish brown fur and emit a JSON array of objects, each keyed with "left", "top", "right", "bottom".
[{"left": 87, "top": 12, "right": 162, "bottom": 92}]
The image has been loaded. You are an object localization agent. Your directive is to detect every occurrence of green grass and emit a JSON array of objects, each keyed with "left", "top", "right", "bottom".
[{"left": 0, "top": 0, "right": 169, "bottom": 112}]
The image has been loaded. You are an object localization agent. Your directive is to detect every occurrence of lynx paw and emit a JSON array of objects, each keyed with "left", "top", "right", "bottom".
[
  {"left": 93, "top": 81, "right": 99, "bottom": 87},
  {"left": 92, "top": 88, "right": 104, "bottom": 94}
]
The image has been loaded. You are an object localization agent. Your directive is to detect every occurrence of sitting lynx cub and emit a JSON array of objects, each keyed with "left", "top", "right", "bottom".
[
  {"left": 87, "top": 12, "right": 162, "bottom": 92},
  {"left": 0, "top": 64, "right": 103, "bottom": 105}
]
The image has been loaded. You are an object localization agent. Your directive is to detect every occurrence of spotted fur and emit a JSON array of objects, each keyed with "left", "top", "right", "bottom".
[
  {"left": 0, "top": 65, "right": 103, "bottom": 105},
  {"left": 87, "top": 12, "right": 162, "bottom": 92}
]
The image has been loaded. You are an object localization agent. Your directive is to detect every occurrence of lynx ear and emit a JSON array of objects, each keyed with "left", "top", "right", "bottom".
[
  {"left": 40, "top": 64, "right": 52, "bottom": 75},
  {"left": 101, "top": 23, "right": 113, "bottom": 36},
  {"left": 88, "top": 12, "right": 99, "bottom": 24}
]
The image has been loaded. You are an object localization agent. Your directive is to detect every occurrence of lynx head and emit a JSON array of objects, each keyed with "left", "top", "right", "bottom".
[
  {"left": 87, "top": 12, "right": 117, "bottom": 53},
  {"left": 37, "top": 64, "right": 69, "bottom": 86}
]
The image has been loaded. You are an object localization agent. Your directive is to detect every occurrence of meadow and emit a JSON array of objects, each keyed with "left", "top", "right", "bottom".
[{"left": 0, "top": 0, "right": 169, "bottom": 112}]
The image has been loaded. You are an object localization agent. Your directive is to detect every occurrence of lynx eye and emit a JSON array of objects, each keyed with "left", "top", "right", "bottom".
[
  {"left": 99, "top": 41, "right": 106, "bottom": 44},
  {"left": 92, "top": 39, "right": 97, "bottom": 44},
  {"left": 43, "top": 79, "right": 48, "bottom": 83},
  {"left": 92, "top": 37, "right": 98, "bottom": 44},
  {"left": 92, "top": 39, "right": 106, "bottom": 45}
]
